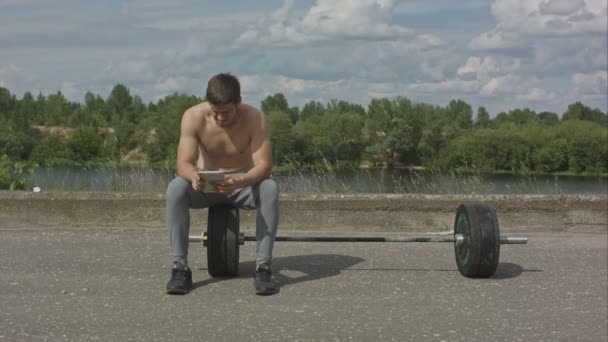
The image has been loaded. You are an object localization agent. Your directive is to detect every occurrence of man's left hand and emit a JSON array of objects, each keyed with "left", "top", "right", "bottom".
[{"left": 215, "top": 175, "right": 246, "bottom": 195}]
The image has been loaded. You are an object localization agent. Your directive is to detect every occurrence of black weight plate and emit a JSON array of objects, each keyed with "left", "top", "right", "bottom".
[
  {"left": 454, "top": 203, "right": 500, "bottom": 278},
  {"left": 207, "top": 205, "right": 240, "bottom": 277}
]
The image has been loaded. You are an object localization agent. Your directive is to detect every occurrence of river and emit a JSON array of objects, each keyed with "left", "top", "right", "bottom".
[{"left": 29, "top": 167, "right": 608, "bottom": 195}]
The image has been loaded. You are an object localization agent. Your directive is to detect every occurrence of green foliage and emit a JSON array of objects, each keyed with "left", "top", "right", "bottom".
[
  {"left": 0, "top": 153, "right": 36, "bottom": 190},
  {"left": 563, "top": 102, "right": 607, "bottom": 125},
  {"left": 447, "top": 99, "right": 473, "bottom": 129},
  {"left": 537, "top": 111, "right": 559, "bottom": 126},
  {"left": 67, "top": 126, "right": 103, "bottom": 162},
  {"left": 0, "top": 83, "right": 605, "bottom": 176},
  {"left": 0, "top": 87, "right": 16, "bottom": 121},
  {"left": 262, "top": 93, "right": 299, "bottom": 123},
  {"left": 0, "top": 120, "right": 36, "bottom": 161},
  {"left": 476, "top": 106, "right": 490, "bottom": 128},
  {"left": 29, "top": 134, "right": 70, "bottom": 166},
  {"left": 267, "top": 110, "right": 295, "bottom": 164}
]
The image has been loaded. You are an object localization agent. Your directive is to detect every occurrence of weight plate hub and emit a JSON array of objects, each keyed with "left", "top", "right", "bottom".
[{"left": 454, "top": 203, "right": 500, "bottom": 278}]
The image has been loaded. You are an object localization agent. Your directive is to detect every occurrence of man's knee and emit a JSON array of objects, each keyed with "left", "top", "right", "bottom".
[
  {"left": 166, "top": 177, "right": 190, "bottom": 203},
  {"left": 257, "top": 178, "right": 279, "bottom": 201}
]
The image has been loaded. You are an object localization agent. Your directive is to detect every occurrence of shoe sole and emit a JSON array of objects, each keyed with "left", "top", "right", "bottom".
[
  {"left": 255, "top": 286, "right": 278, "bottom": 295},
  {"left": 166, "top": 288, "right": 191, "bottom": 295}
]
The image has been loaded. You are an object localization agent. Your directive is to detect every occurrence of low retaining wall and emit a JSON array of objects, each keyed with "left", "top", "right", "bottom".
[{"left": 0, "top": 191, "right": 606, "bottom": 233}]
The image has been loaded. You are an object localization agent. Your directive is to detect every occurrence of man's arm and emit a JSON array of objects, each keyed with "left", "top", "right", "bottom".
[
  {"left": 243, "top": 110, "right": 273, "bottom": 185},
  {"left": 176, "top": 109, "right": 204, "bottom": 189}
]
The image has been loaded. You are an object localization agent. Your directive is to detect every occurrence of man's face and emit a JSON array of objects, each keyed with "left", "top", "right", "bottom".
[{"left": 209, "top": 100, "right": 240, "bottom": 127}]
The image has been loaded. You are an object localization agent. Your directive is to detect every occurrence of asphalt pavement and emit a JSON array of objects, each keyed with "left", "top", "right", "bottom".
[{"left": 1, "top": 229, "right": 606, "bottom": 342}]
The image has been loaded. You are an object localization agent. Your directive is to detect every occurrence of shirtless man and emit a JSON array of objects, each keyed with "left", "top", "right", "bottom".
[{"left": 165, "top": 73, "right": 279, "bottom": 295}]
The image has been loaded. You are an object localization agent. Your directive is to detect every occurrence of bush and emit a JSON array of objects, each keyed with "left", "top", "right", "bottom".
[{"left": 0, "top": 154, "right": 36, "bottom": 190}]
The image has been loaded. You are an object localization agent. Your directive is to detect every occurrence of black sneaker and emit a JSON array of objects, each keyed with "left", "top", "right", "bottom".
[
  {"left": 166, "top": 264, "right": 192, "bottom": 295},
  {"left": 253, "top": 264, "right": 277, "bottom": 295}
]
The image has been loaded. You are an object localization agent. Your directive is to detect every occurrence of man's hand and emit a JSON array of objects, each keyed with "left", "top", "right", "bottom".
[
  {"left": 191, "top": 170, "right": 206, "bottom": 191},
  {"left": 215, "top": 175, "right": 245, "bottom": 195}
]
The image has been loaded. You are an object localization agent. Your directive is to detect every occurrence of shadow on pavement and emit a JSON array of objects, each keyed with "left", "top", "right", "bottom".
[
  {"left": 340, "top": 262, "right": 536, "bottom": 280},
  {"left": 491, "top": 262, "right": 541, "bottom": 279},
  {"left": 192, "top": 259, "right": 537, "bottom": 291},
  {"left": 193, "top": 254, "right": 366, "bottom": 291}
]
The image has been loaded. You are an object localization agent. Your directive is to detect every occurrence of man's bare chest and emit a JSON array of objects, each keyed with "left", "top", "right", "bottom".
[{"left": 198, "top": 129, "right": 251, "bottom": 157}]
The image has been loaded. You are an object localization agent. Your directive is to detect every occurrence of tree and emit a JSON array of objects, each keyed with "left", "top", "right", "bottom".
[
  {"left": 363, "top": 97, "right": 425, "bottom": 166},
  {"left": 44, "top": 91, "right": 70, "bottom": 125},
  {"left": 319, "top": 111, "right": 365, "bottom": 162},
  {"left": 326, "top": 99, "right": 366, "bottom": 116},
  {"left": 15, "top": 92, "right": 35, "bottom": 130},
  {"left": 107, "top": 84, "right": 134, "bottom": 124},
  {"left": 29, "top": 134, "right": 70, "bottom": 166},
  {"left": 67, "top": 126, "right": 103, "bottom": 162},
  {"left": 266, "top": 110, "right": 295, "bottom": 164},
  {"left": 563, "top": 102, "right": 607, "bottom": 125},
  {"left": 363, "top": 98, "right": 397, "bottom": 165},
  {"left": 0, "top": 87, "right": 16, "bottom": 121},
  {"left": 493, "top": 112, "right": 509, "bottom": 126},
  {"left": 533, "top": 139, "right": 568, "bottom": 173},
  {"left": 508, "top": 108, "right": 537, "bottom": 126},
  {"left": 475, "top": 106, "right": 490, "bottom": 127},
  {"left": 300, "top": 100, "right": 324, "bottom": 121},
  {"left": 537, "top": 111, "right": 559, "bottom": 126},
  {"left": 261, "top": 93, "right": 299, "bottom": 123},
  {"left": 447, "top": 99, "right": 473, "bottom": 129}
]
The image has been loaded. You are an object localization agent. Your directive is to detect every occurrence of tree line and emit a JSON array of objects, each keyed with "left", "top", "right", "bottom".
[{"left": 0, "top": 85, "right": 606, "bottom": 176}]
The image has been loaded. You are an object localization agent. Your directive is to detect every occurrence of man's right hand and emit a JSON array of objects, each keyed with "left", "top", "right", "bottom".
[{"left": 191, "top": 170, "right": 206, "bottom": 191}]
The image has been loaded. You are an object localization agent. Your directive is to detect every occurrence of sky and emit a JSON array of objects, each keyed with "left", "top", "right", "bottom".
[{"left": 0, "top": 0, "right": 606, "bottom": 116}]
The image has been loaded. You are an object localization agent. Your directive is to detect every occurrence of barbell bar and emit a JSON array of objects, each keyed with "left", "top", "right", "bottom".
[{"left": 188, "top": 234, "right": 527, "bottom": 245}]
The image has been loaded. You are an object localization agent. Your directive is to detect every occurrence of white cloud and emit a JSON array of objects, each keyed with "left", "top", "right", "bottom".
[
  {"left": 104, "top": 58, "right": 157, "bottom": 83},
  {"left": 458, "top": 56, "right": 495, "bottom": 75},
  {"left": 415, "top": 34, "right": 444, "bottom": 48},
  {"left": 516, "top": 87, "right": 557, "bottom": 101},
  {"left": 480, "top": 75, "right": 520, "bottom": 96},
  {"left": 411, "top": 56, "right": 525, "bottom": 97},
  {"left": 394, "top": 1, "right": 488, "bottom": 14},
  {"left": 572, "top": 70, "right": 608, "bottom": 96},
  {"left": 471, "top": 0, "right": 607, "bottom": 50},
  {"left": 469, "top": 29, "right": 523, "bottom": 50},
  {"left": 0, "top": 1, "right": 605, "bottom": 116},
  {"left": 60, "top": 81, "right": 79, "bottom": 100},
  {"left": 0, "top": 64, "right": 27, "bottom": 89},
  {"left": 539, "top": 0, "right": 586, "bottom": 16},
  {"left": 457, "top": 56, "right": 521, "bottom": 77},
  {"left": 236, "top": 0, "right": 415, "bottom": 47},
  {"left": 409, "top": 79, "right": 481, "bottom": 93},
  {"left": 154, "top": 77, "right": 183, "bottom": 93}
]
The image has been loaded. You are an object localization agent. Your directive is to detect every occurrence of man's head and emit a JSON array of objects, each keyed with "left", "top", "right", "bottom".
[
  {"left": 206, "top": 73, "right": 242, "bottom": 127},
  {"left": 206, "top": 73, "right": 241, "bottom": 106}
]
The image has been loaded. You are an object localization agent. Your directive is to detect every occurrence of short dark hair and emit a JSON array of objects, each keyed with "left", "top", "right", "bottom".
[{"left": 206, "top": 73, "right": 241, "bottom": 105}]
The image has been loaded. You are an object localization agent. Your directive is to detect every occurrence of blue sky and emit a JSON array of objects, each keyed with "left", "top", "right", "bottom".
[{"left": 0, "top": 0, "right": 606, "bottom": 116}]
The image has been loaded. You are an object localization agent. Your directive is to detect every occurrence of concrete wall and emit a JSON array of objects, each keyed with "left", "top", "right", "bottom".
[{"left": 0, "top": 191, "right": 606, "bottom": 233}]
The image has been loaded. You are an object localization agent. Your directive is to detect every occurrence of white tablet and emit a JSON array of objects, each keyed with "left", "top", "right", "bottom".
[{"left": 197, "top": 170, "right": 225, "bottom": 192}]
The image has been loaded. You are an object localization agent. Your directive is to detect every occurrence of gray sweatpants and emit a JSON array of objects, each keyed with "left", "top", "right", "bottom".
[{"left": 166, "top": 176, "right": 279, "bottom": 268}]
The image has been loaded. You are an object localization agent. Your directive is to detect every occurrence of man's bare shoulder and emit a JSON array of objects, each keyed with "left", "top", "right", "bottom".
[
  {"left": 184, "top": 102, "right": 209, "bottom": 119},
  {"left": 240, "top": 103, "right": 265, "bottom": 123},
  {"left": 179, "top": 103, "right": 208, "bottom": 137}
]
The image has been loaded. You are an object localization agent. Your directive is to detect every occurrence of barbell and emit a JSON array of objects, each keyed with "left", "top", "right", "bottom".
[{"left": 189, "top": 203, "right": 528, "bottom": 278}]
